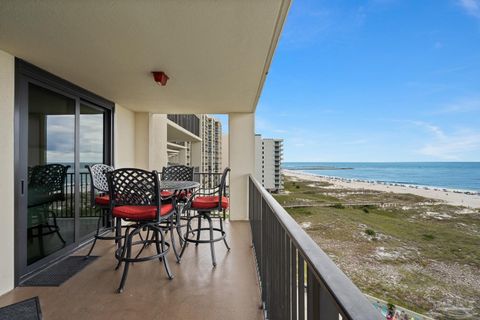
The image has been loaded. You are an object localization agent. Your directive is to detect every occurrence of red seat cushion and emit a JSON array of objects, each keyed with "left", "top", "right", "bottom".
[
  {"left": 161, "top": 191, "right": 174, "bottom": 197},
  {"left": 191, "top": 196, "right": 229, "bottom": 210},
  {"left": 95, "top": 195, "right": 110, "bottom": 206},
  {"left": 112, "top": 204, "right": 174, "bottom": 220},
  {"left": 161, "top": 190, "right": 191, "bottom": 199}
]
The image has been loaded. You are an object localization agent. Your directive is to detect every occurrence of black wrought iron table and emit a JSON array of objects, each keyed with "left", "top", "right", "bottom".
[
  {"left": 159, "top": 180, "right": 200, "bottom": 191},
  {"left": 159, "top": 180, "right": 200, "bottom": 245}
]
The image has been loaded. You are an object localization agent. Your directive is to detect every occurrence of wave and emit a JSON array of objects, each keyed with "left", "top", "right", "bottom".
[{"left": 283, "top": 166, "right": 353, "bottom": 171}]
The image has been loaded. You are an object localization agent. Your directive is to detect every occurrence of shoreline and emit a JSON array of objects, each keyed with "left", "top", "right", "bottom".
[{"left": 283, "top": 169, "right": 480, "bottom": 209}]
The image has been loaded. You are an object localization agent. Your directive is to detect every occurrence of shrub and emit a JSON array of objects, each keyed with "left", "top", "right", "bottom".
[
  {"left": 362, "top": 207, "right": 369, "bottom": 213},
  {"left": 365, "top": 229, "right": 376, "bottom": 236},
  {"left": 422, "top": 234, "right": 435, "bottom": 240},
  {"left": 295, "top": 185, "right": 300, "bottom": 189},
  {"left": 331, "top": 203, "right": 345, "bottom": 209}
]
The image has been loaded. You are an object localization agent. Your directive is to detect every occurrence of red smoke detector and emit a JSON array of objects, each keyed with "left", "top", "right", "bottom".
[{"left": 152, "top": 71, "right": 169, "bottom": 86}]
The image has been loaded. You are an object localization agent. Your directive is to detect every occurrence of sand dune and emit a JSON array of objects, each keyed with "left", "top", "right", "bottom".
[{"left": 283, "top": 169, "right": 480, "bottom": 209}]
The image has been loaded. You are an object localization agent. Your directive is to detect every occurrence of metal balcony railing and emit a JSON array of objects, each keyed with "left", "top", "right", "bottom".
[
  {"left": 249, "top": 176, "right": 382, "bottom": 320},
  {"left": 167, "top": 114, "right": 200, "bottom": 136},
  {"left": 50, "top": 171, "right": 229, "bottom": 219},
  {"left": 50, "top": 172, "right": 98, "bottom": 218}
]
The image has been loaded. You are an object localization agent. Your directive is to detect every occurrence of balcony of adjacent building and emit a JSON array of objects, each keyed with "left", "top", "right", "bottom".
[{"left": 0, "top": 1, "right": 381, "bottom": 320}]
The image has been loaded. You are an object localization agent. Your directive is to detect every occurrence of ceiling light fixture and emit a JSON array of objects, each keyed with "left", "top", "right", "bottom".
[{"left": 152, "top": 71, "right": 169, "bottom": 86}]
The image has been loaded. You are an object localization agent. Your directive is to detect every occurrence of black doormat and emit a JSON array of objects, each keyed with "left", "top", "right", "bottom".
[
  {"left": 20, "top": 256, "right": 99, "bottom": 287},
  {"left": 0, "top": 296, "right": 42, "bottom": 320}
]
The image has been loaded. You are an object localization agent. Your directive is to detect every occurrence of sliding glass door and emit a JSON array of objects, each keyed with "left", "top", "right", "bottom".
[
  {"left": 79, "top": 102, "right": 107, "bottom": 238},
  {"left": 26, "top": 83, "right": 77, "bottom": 265},
  {"left": 15, "top": 60, "right": 113, "bottom": 282}
]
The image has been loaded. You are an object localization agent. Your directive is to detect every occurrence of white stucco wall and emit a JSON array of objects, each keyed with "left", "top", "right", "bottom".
[
  {"left": 134, "top": 112, "right": 150, "bottom": 170},
  {"left": 114, "top": 104, "right": 136, "bottom": 168},
  {"left": 0, "top": 50, "right": 15, "bottom": 295},
  {"left": 229, "top": 113, "right": 255, "bottom": 221},
  {"left": 149, "top": 114, "right": 168, "bottom": 171},
  {"left": 114, "top": 109, "right": 169, "bottom": 171}
]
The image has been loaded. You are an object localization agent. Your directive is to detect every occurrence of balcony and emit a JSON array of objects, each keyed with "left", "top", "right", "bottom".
[
  {"left": 0, "top": 174, "right": 381, "bottom": 320},
  {"left": 0, "top": 1, "right": 381, "bottom": 319},
  {"left": 0, "top": 222, "right": 262, "bottom": 319},
  {"left": 167, "top": 115, "right": 200, "bottom": 137}
]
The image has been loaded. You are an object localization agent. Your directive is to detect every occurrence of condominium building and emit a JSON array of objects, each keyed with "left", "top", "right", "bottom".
[
  {"left": 199, "top": 114, "right": 222, "bottom": 173},
  {"left": 166, "top": 114, "right": 223, "bottom": 175},
  {"left": 166, "top": 114, "right": 201, "bottom": 168},
  {"left": 0, "top": 2, "right": 381, "bottom": 319},
  {"left": 255, "top": 134, "right": 283, "bottom": 192}
]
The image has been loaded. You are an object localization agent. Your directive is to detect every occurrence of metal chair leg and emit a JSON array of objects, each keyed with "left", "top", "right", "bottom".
[
  {"left": 179, "top": 215, "right": 195, "bottom": 259},
  {"left": 205, "top": 213, "right": 217, "bottom": 267},
  {"left": 85, "top": 213, "right": 103, "bottom": 258},
  {"left": 195, "top": 214, "right": 202, "bottom": 247},
  {"left": 170, "top": 216, "right": 181, "bottom": 263},
  {"left": 50, "top": 210, "right": 66, "bottom": 244},
  {"left": 219, "top": 215, "right": 230, "bottom": 251},
  {"left": 115, "top": 225, "right": 131, "bottom": 270},
  {"left": 156, "top": 228, "right": 174, "bottom": 279},
  {"left": 117, "top": 230, "right": 134, "bottom": 293}
]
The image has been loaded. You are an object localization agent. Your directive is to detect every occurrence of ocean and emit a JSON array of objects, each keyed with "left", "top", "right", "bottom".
[{"left": 282, "top": 162, "right": 480, "bottom": 192}]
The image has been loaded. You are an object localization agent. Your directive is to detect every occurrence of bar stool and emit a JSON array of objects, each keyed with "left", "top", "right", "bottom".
[
  {"left": 85, "top": 164, "right": 120, "bottom": 258},
  {"left": 107, "top": 168, "right": 177, "bottom": 293},
  {"left": 180, "top": 167, "right": 230, "bottom": 267}
]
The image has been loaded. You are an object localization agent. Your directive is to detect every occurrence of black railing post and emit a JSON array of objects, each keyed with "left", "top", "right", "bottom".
[{"left": 248, "top": 175, "right": 382, "bottom": 320}]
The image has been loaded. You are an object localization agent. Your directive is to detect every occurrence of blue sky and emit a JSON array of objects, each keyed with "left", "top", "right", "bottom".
[{"left": 247, "top": 0, "right": 480, "bottom": 162}]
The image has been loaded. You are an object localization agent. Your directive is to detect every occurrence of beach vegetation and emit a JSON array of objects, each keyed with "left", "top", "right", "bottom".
[
  {"left": 275, "top": 175, "right": 480, "bottom": 318},
  {"left": 422, "top": 234, "right": 435, "bottom": 240}
]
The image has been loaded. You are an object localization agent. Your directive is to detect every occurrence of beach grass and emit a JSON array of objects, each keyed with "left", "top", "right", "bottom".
[{"left": 275, "top": 175, "right": 480, "bottom": 318}]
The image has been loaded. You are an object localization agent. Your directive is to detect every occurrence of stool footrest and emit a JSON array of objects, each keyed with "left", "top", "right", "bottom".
[
  {"left": 183, "top": 227, "right": 226, "bottom": 244},
  {"left": 115, "top": 240, "right": 170, "bottom": 263}
]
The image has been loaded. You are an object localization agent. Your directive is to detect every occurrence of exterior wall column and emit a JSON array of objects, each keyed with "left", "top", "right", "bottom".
[
  {"left": 134, "top": 112, "right": 150, "bottom": 170},
  {"left": 134, "top": 113, "right": 168, "bottom": 171},
  {"left": 228, "top": 112, "right": 255, "bottom": 221},
  {"left": 149, "top": 114, "right": 168, "bottom": 171},
  {"left": 190, "top": 141, "right": 202, "bottom": 171},
  {"left": 0, "top": 50, "right": 15, "bottom": 294}
]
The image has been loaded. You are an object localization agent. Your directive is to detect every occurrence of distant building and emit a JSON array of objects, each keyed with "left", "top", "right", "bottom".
[
  {"left": 199, "top": 115, "right": 222, "bottom": 174},
  {"left": 255, "top": 134, "right": 283, "bottom": 192},
  {"left": 166, "top": 114, "right": 201, "bottom": 168},
  {"left": 166, "top": 114, "right": 223, "bottom": 177}
]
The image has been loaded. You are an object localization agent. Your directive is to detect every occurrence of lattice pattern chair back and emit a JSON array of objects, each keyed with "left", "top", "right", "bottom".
[
  {"left": 107, "top": 168, "right": 160, "bottom": 207},
  {"left": 29, "top": 164, "right": 70, "bottom": 198},
  {"left": 161, "top": 165, "right": 194, "bottom": 181},
  {"left": 218, "top": 167, "right": 230, "bottom": 201},
  {"left": 87, "top": 164, "right": 114, "bottom": 192}
]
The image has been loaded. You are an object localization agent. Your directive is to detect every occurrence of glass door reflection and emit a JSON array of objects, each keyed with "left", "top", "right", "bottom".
[
  {"left": 27, "top": 83, "right": 76, "bottom": 265},
  {"left": 79, "top": 103, "right": 106, "bottom": 238}
]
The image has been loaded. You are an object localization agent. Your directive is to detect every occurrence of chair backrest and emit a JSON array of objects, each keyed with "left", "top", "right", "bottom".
[
  {"left": 107, "top": 168, "right": 160, "bottom": 208},
  {"left": 87, "top": 164, "right": 114, "bottom": 192},
  {"left": 29, "top": 164, "right": 70, "bottom": 197},
  {"left": 218, "top": 167, "right": 230, "bottom": 201},
  {"left": 161, "top": 165, "right": 194, "bottom": 181}
]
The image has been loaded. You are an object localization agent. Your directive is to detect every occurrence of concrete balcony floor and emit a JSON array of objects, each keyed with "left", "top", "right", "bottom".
[{"left": 0, "top": 221, "right": 263, "bottom": 320}]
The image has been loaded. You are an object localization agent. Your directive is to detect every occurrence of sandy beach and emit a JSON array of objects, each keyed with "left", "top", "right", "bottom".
[{"left": 283, "top": 169, "right": 480, "bottom": 209}]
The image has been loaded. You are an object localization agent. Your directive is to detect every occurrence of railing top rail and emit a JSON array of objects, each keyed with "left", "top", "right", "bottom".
[
  {"left": 193, "top": 172, "right": 223, "bottom": 175},
  {"left": 249, "top": 175, "right": 382, "bottom": 320}
]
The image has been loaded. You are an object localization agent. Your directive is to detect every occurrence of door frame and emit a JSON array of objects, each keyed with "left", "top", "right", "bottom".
[{"left": 14, "top": 59, "right": 115, "bottom": 285}]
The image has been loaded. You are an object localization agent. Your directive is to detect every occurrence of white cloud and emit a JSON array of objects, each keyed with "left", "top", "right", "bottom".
[
  {"left": 458, "top": 0, "right": 480, "bottom": 18},
  {"left": 413, "top": 121, "right": 480, "bottom": 160}
]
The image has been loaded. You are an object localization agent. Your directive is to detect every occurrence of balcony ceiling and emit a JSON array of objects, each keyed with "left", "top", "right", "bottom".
[{"left": 0, "top": 0, "right": 290, "bottom": 114}]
